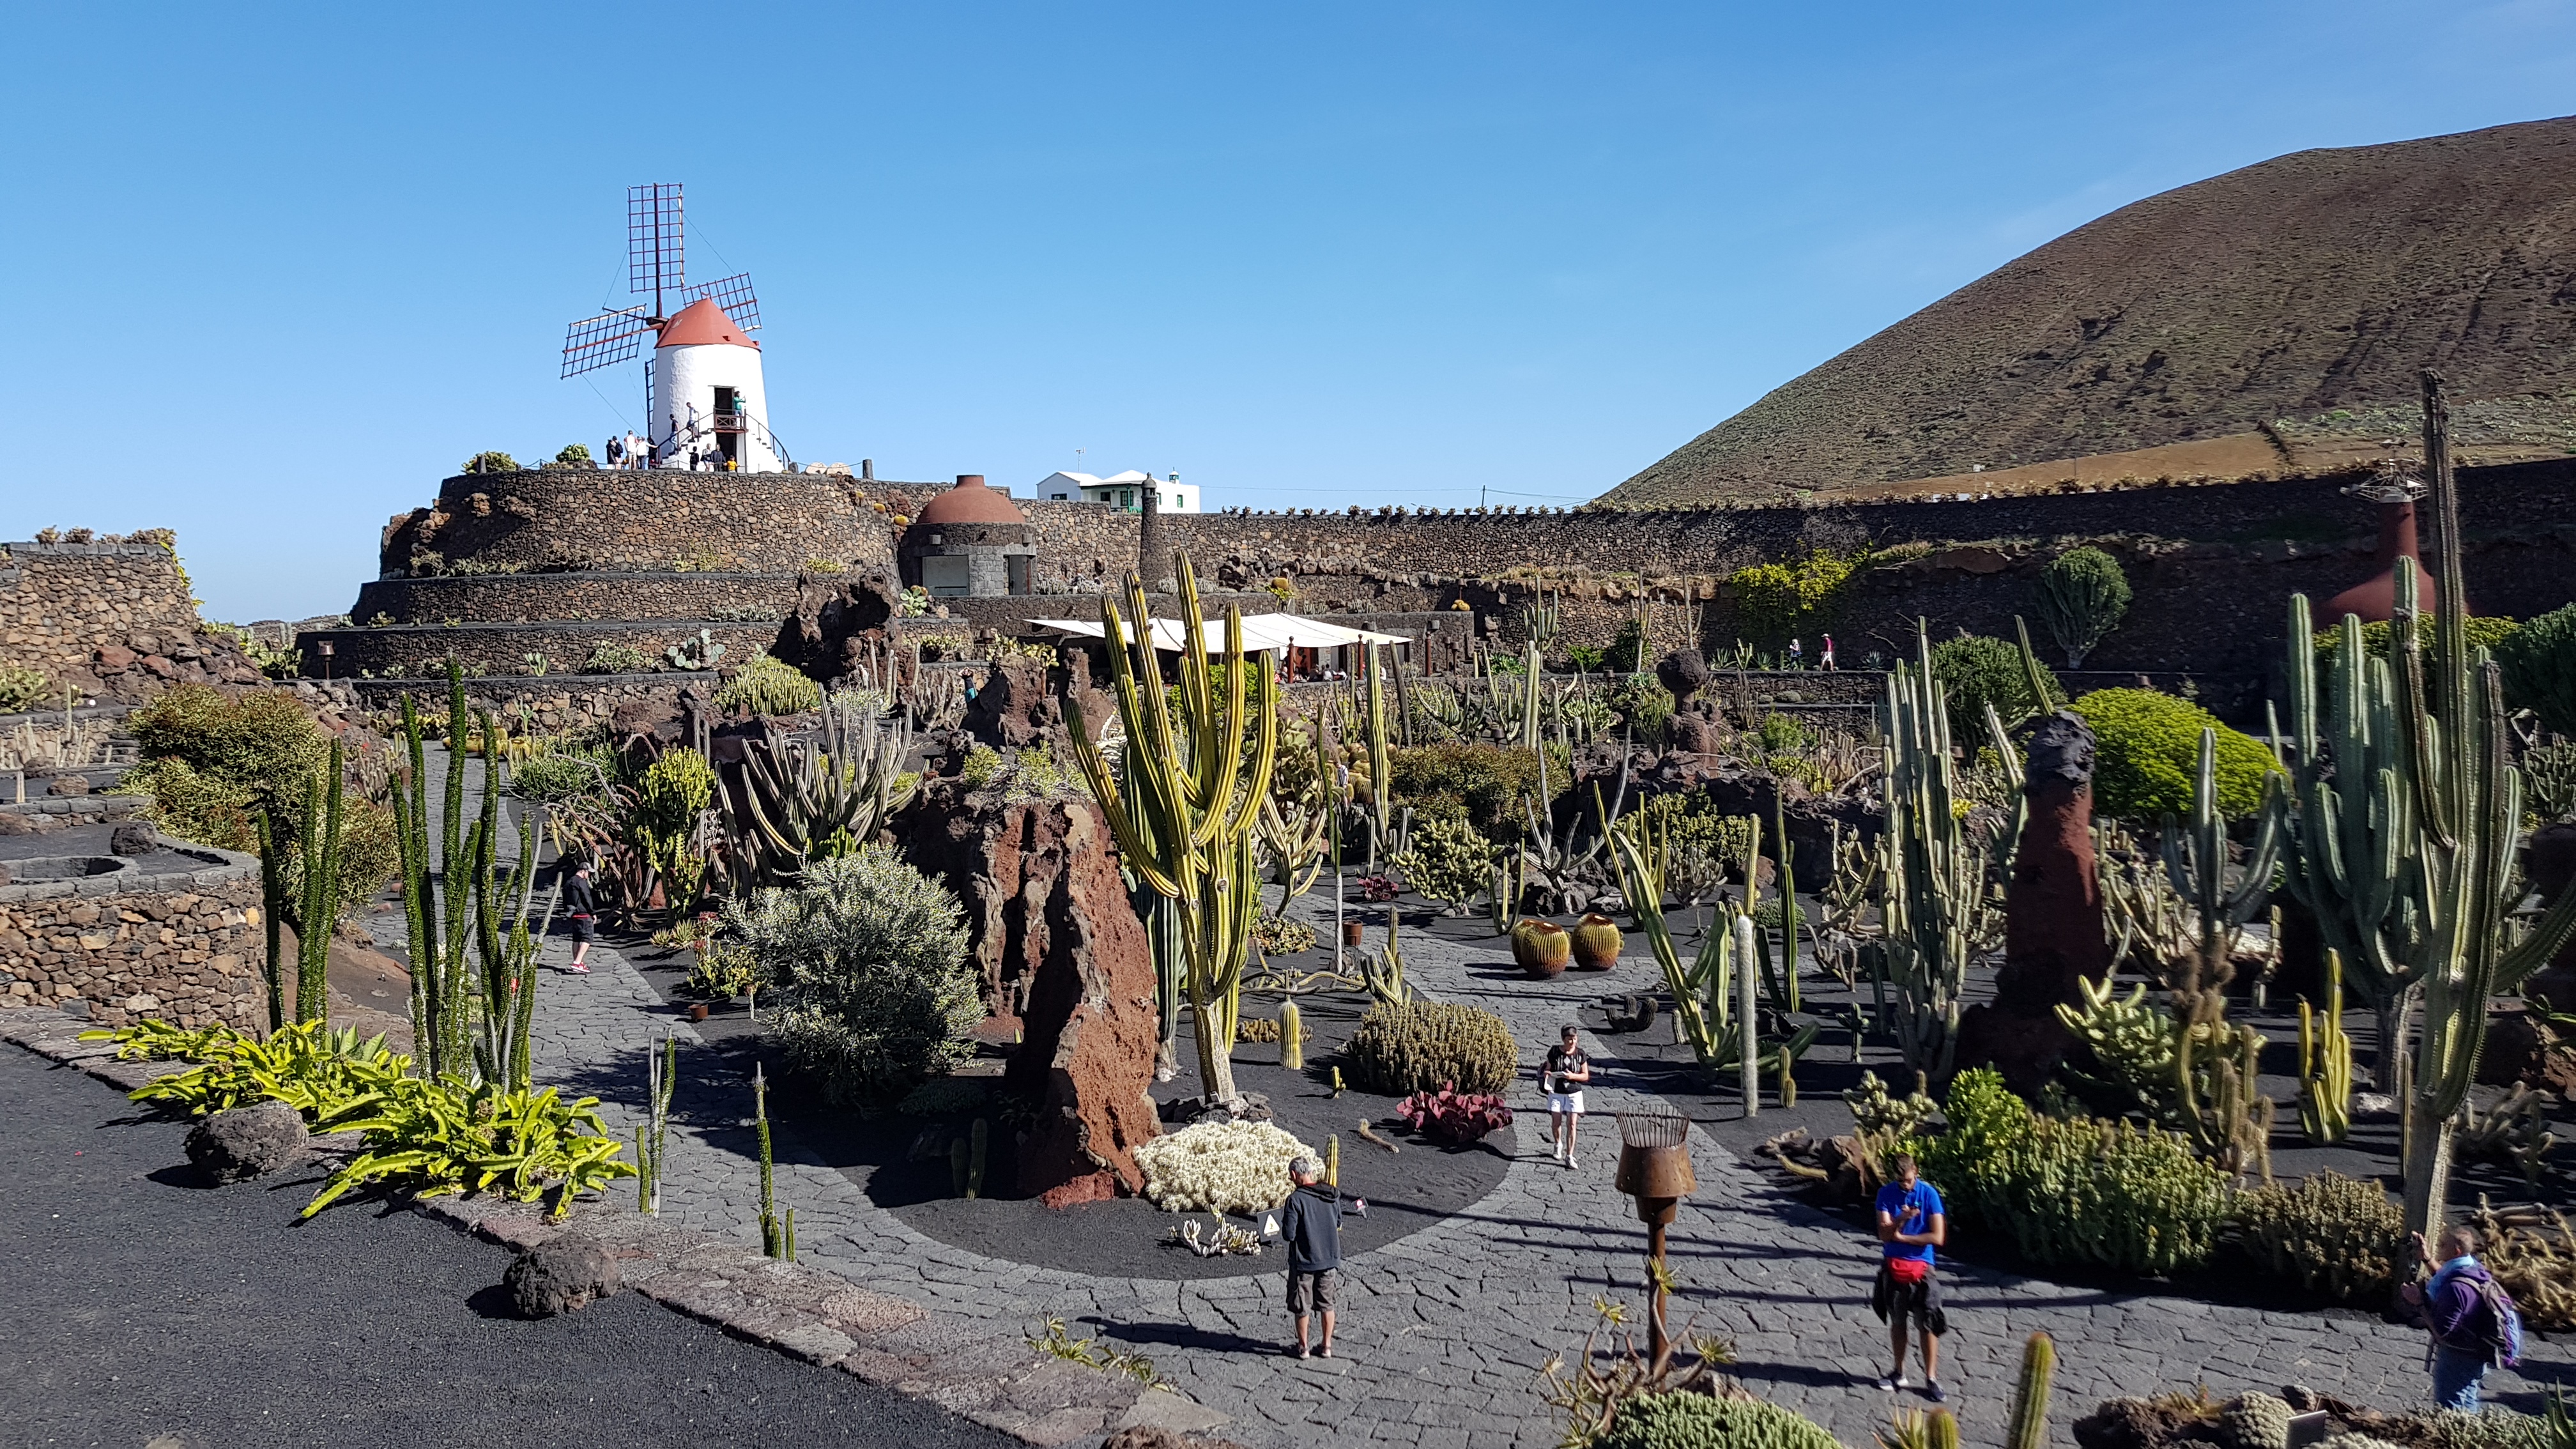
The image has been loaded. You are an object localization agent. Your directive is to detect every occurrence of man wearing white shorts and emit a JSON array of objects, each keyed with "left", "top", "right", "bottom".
[{"left": 1542, "top": 1025, "right": 1593, "bottom": 1169}]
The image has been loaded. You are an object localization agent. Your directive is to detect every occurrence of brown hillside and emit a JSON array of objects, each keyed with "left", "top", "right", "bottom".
[{"left": 1606, "top": 115, "right": 2576, "bottom": 507}]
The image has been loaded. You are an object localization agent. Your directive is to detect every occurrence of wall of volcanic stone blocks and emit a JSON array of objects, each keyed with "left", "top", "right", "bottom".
[
  {"left": 300, "top": 619, "right": 783, "bottom": 683},
  {"left": 1, "top": 859, "right": 266, "bottom": 1031},
  {"left": 378, "top": 469, "right": 903, "bottom": 578},
  {"left": 347, "top": 570, "right": 804, "bottom": 626},
  {"left": 0, "top": 540, "right": 206, "bottom": 678}
]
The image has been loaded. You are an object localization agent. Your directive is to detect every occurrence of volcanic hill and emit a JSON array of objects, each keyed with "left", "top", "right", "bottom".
[{"left": 1605, "top": 115, "right": 2576, "bottom": 508}]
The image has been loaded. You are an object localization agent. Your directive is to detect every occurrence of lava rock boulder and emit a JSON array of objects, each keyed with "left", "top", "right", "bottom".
[
  {"left": 185, "top": 1100, "right": 310, "bottom": 1183},
  {"left": 503, "top": 1234, "right": 623, "bottom": 1318}
]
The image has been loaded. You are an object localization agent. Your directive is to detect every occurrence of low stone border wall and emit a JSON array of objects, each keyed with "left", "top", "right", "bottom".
[
  {"left": 0, "top": 793, "right": 141, "bottom": 836},
  {"left": 0, "top": 1011, "right": 1230, "bottom": 1448},
  {"left": 299, "top": 619, "right": 781, "bottom": 682},
  {"left": 0, "top": 845, "right": 266, "bottom": 1029},
  {"left": 341, "top": 672, "right": 717, "bottom": 732}
]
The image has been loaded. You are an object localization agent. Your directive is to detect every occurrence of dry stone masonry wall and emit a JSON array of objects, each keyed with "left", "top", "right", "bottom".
[{"left": 0, "top": 848, "right": 266, "bottom": 1031}]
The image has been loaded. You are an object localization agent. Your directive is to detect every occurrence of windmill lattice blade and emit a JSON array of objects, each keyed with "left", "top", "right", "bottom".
[
  {"left": 628, "top": 181, "right": 684, "bottom": 298},
  {"left": 677, "top": 273, "right": 760, "bottom": 332},
  {"left": 562, "top": 311, "right": 651, "bottom": 378}
]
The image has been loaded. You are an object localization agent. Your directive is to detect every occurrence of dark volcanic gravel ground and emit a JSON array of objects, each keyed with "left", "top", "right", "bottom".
[{"left": 0, "top": 1043, "right": 1016, "bottom": 1449}]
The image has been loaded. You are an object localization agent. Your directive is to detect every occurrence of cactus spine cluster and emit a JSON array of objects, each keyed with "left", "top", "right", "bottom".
[
  {"left": 1068, "top": 553, "right": 1280, "bottom": 1109},
  {"left": 1874, "top": 625, "right": 1995, "bottom": 1078},
  {"left": 2007, "top": 1331, "right": 2055, "bottom": 1449},
  {"left": 638, "top": 1028, "right": 677, "bottom": 1215},
  {"left": 2298, "top": 949, "right": 2355, "bottom": 1144},
  {"left": 1278, "top": 1000, "right": 1304, "bottom": 1071}
]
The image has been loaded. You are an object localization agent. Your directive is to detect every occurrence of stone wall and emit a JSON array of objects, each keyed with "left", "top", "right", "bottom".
[
  {"left": 342, "top": 671, "right": 714, "bottom": 733},
  {"left": 0, "top": 794, "right": 142, "bottom": 838},
  {"left": 349, "top": 571, "right": 799, "bottom": 627},
  {"left": 0, "top": 539, "right": 259, "bottom": 701},
  {"left": 378, "top": 468, "right": 911, "bottom": 579},
  {"left": 298, "top": 620, "right": 781, "bottom": 682},
  {"left": 0, "top": 848, "right": 266, "bottom": 1031}
]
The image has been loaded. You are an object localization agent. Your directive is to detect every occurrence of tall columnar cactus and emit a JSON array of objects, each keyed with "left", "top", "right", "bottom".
[
  {"left": 2161, "top": 727, "right": 2283, "bottom": 1016},
  {"left": 2271, "top": 598, "right": 2416, "bottom": 1088},
  {"left": 2267, "top": 372, "right": 2576, "bottom": 1239},
  {"left": 1068, "top": 554, "right": 1280, "bottom": 1109},
  {"left": 2174, "top": 1013, "right": 2273, "bottom": 1180},
  {"left": 1874, "top": 625, "right": 1996, "bottom": 1079},
  {"left": 2299, "top": 949, "right": 2354, "bottom": 1146},
  {"left": 388, "top": 662, "right": 546, "bottom": 1086},
  {"left": 390, "top": 667, "right": 480, "bottom": 1082},
  {"left": 256, "top": 735, "right": 349, "bottom": 1031},
  {"left": 1737, "top": 912, "right": 1761, "bottom": 1117},
  {"left": 755, "top": 1061, "right": 792, "bottom": 1259},
  {"left": 2007, "top": 1331, "right": 2055, "bottom": 1449},
  {"left": 1278, "top": 1000, "right": 1304, "bottom": 1072},
  {"left": 637, "top": 1028, "right": 677, "bottom": 1215}
]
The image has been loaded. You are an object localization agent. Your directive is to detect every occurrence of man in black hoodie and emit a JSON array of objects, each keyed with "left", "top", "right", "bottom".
[{"left": 1275, "top": 1157, "right": 1344, "bottom": 1359}]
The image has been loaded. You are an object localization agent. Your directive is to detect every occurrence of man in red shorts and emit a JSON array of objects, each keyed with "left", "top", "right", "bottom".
[{"left": 1872, "top": 1153, "right": 1947, "bottom": 1402}]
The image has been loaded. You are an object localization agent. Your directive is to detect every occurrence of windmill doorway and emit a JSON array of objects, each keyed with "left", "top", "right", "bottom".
[{"left": 713, "top": 387, "right": 743, "bottom": 468}]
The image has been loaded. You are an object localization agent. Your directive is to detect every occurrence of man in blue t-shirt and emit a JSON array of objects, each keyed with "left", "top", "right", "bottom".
[{"left": 1871, "top": 1153, "right": 1949, "bottom": 1402}]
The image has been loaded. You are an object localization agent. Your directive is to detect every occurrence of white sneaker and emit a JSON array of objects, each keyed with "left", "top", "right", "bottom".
[
  {"left": 1874, "top": 1374, "right": 1909, "bottom": 1392},
  {"left": 1566, "top": 1154, "right": 1579, "bottom": 1171}
]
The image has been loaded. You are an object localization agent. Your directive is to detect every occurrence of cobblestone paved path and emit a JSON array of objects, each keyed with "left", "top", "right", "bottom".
[{"left": 459, "top": 888, "right": 2573, "bottom": 1448}]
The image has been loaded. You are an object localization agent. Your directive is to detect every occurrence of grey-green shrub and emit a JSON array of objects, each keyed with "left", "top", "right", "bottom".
[
  {"left": 2499, "top": 602, "right": 2576, "bottom": 737},
  {"left": 1595, "top": 1392, "right": 1839, "bottom": 1449},
  {"left": 729, "top": 845, "right": 979, "bottom": 1103}
]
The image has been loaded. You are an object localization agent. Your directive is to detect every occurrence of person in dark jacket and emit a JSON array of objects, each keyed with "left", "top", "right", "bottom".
[
  {"left": 1275, "top": 1157, "right": 1345, "bottom": 1359},
  {"left": 560, "top": 861, "right": 599, "bottom": 974},
  {"left": 2402, "top": 1225, "right": 2508, "bottom": 1409}
]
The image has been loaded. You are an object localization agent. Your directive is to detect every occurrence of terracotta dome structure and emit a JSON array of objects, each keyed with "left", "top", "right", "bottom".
[
  {"left": 2325, "top": 464, "right": 2462, "bottom": 624},
  {"left": 903, "top": 475, "right": 1037, "bottom": 597}
]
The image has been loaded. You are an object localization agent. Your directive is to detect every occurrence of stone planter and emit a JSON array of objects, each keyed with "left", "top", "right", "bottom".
[
  {"left": 1512, "top": 919, "right": 1571, "bottom": 977},
  {"left": 1570, "top": 913, "right": 1624, "bottom": 971}
]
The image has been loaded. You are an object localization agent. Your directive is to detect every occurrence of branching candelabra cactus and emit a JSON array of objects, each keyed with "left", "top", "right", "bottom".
[
  {"left": 2161, "top": 727, "right": 2283, "bottom": 1011},
  {"left": 1068, "top": 554, "right": 1279, "bottom": 1108},
  {"left": 256, "top": 735, "right": 349, "bottom": 1031},
  {"left": 2266, "top": 372, "right": 2576, "bottom": 1238},
  {"left": 1874, "top": 626, "right": 1997, "bottom": 1079}
]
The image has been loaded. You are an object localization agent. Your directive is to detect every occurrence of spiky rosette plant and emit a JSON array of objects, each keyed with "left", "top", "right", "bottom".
[{"left": 1067, "top": 553, "right": 1278, "bottom": 1109}]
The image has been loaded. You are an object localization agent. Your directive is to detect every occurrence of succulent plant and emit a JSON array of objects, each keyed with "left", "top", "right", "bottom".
[
  {"left": 2233, "top": 1171, "right": 2404, "bottom": 1305},
  {"left": 1395, "top": 1084, "right": 1515, "bottom": 1144},
  {"left": 2221, "top": 1392, "right": 2294, "bottom": 1449}
]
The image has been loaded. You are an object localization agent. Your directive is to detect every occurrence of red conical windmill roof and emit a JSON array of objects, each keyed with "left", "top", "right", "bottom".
[{"left": 656, "top": 297, "right": 759, "bottom": 349}]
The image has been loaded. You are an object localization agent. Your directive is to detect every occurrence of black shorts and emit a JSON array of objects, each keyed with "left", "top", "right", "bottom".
[
  {"left": 569, "top": 915, "right": 599, "bottom": 943},
  {"left": 1871, "top": 1262, "right": 1947, "bottom": 1335},
  {"left": 1287, "top": 1268, "right": 1338, "bottom": 1314}
]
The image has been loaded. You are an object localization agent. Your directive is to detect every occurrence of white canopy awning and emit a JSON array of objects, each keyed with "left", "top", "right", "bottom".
[{"left": 1029, "top": 613, "right": 1411, "bottom": 654}]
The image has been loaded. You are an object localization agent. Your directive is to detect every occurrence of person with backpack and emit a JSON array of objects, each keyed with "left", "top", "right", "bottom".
[{"left": 2401, "top": 1224, "right": 2522, "bottom": 1409}]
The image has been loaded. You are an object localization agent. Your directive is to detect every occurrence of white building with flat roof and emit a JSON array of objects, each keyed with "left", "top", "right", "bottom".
[{"left": 1034, "top": 470, "right": 1197, "bottom": 512}]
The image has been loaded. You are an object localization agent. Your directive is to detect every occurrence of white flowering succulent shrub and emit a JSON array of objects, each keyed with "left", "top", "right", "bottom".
[
  {"left": 726, "top": 845, "right": 981, "bottom": 1104},
  {"left": 1133, "top": 1119, "right": 1318, "bottom": 1216}
]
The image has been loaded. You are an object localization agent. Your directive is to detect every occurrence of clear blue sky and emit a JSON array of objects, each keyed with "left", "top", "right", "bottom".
[{"left": 5, "top": 2, "right": 2573, "bottom": 623}]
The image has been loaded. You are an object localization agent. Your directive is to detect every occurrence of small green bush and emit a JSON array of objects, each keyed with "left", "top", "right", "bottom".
[
  {"left": 1602, "top": 675, "right": 1676, "bottom": 744},
  {"left": 553, "top": 443, "right": 593, "bottom": 465},
  {"left": 0, "top": 662, "right": 55, "bottom": 713},
  {"left": 2069, "top": 688, "right": 2282, "bottom": 820},
  {"left": 1729, "top": 547, "right": 1865, "bottom": 647},
  {"left": 1929, "top": 634, "right": 2062, "bottom": 742},
  {"left": 731, "top": 845, "right": 981, "bottom": 1103},
  {"left": 1388, "top": 742, "right": 1565, "bottom": 842},
  {"left": 1343, "top": 999, "right": 1517, "bottom": 1095},
  {"left": 1604, "top": 617, "right": 1650, "bottom": 674},
  {"left": 634, "top": 747, "right": 716, "bottom": 838},
  {"left": 1595, "top": 1392, "right": 1840, "bottom": 1449},
  {"left": 128, "top": 684, "right": 326, "bottom": 801},
  {"left": 1913, "top": 1067, "right": 2230, "bottom": 1276},
  {"left": 460, "top": 450, "right": 519, "bottom": 474},
  {"left": 2498, "top": 603, "right": 2576, "bottom": 737},
  {"left": 716, "top": 652, "right": 823, "bottom": 717},
  {"left": 581, "top": 640, "right": 654, "bottom": 674}
]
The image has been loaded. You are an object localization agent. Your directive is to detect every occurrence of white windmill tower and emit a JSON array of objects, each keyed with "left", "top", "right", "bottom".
[{"left": 560, "top": 183, "right": 790, "bottom": 472}]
